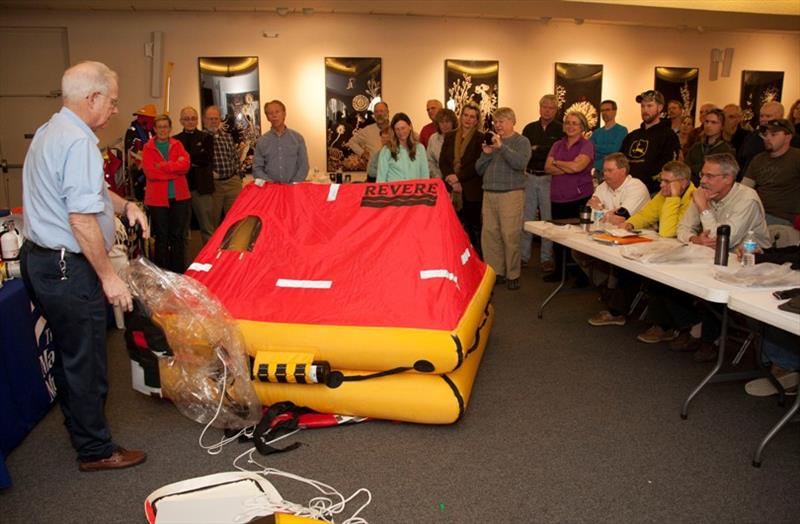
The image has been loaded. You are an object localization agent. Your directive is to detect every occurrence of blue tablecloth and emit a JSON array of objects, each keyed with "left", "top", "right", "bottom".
[{"left": 0, "top": 279, "right": 55, "bottom": 488}]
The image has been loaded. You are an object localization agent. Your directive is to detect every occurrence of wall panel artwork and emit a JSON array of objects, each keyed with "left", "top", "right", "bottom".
[
  {"left": 325, "top": 57, "right": 382, "bottom": 172},
  {"left": 740, "top": 70, "right": 784, "bottom": 129},
  {"left": 198, "top": 57, "right": 260, "bottom": 173},
  {"left": 554, "top": 63, "right": 603, "bottom": 130},
  {"left": 444, "top": 59, "right": 498, "bottom": 124},
  {"left": 654, "top": 66, "right": 698, "bottom": 122}
]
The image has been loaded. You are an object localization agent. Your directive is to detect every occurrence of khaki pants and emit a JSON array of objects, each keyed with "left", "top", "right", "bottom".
[
  {"left": 481, "top": 189, "right": 524, "bottom": 280},
  {"left": 211, "top": 176, "right": 242, "bottom": 229}
]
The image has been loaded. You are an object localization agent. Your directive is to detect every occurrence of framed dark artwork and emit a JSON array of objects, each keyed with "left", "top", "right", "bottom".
[
  {"left": 740, "top": 70, "right": 784, "bottom": 129},
  {"left": 654, "top": 66, "right": 698, "bottom": 122},
  {"left": 198, "top": 57, "right": 260, "bottom": 173},
  {"left": 554, "top": 63, "right": 603, "bottom": 130},
  {"left": 444, "top": 59, "right": 498, "bottom": 126},
  {"left": 325, "top": 57, "right": 382, "bottom": 172}
]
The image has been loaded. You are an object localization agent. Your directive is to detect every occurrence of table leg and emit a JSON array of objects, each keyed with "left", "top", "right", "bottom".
[
  {"left": 681, "top": 305, "right": 728, "bottom": 419},
  {"left": 538, "top": 248, "right": 567, "bottom": 319},
  {"left": 753, "top": 390, "right": 800, "bottom": 467}
]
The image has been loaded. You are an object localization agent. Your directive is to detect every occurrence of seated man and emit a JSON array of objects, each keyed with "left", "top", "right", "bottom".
[
  {"left": 587, "top": 152, "right": 650, "bottom": 226},
  {"left": 587, "top": 161, "right": 693, "bottom": 329},
  {"left": 670, "top": 153, "right": 772, "bottom": 362},
  {"left": 738, "top": 243, "right": 800, "bottom": 396},
  {"left": 741, "top": 118, "right": 800, "bottom": 226}
]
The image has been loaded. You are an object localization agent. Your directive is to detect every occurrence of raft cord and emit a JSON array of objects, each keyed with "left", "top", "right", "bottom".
[
  {"left": 196, "top": 356, "right": 372, "bottom": 522},
  {"left": 198, "top": 357, "right": 254, "bottom": 455},
  {"left": 232, "top": 447, "right": 372, "bottom": 524}
]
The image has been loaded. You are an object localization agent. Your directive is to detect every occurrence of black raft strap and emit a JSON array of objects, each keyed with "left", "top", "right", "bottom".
[{"left": 250, "top": 401, "right": 307, "bottom": 455}]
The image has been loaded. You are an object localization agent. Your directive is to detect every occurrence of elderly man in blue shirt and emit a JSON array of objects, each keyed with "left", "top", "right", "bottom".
[
  {"left": 253, "top": 100, "right": 309, "bottom": 183},
  {"left": 21, "top": 61, "right": 150, "bottom": 472}
]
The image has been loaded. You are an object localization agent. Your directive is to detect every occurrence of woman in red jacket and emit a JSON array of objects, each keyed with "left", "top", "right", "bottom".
[{"left": 142, "top": 114, "right": 191, "bottom": 272}]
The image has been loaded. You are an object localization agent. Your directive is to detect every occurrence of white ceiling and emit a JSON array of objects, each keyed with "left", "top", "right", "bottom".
[{"left": 1, "top": 0, "right": 798, "bottom": 32}]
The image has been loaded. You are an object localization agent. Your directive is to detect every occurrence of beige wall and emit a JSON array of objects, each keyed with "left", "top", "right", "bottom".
[{"left": 3, "top": 9, "right": 799, "bottom": 173}]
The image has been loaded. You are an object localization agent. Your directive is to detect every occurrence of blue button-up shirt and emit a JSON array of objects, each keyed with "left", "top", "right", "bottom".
[
  {"left": 23, "top": 107, "right": 115, "bottom": 252},
  {"left": 252, "top": 127, "right": 309, "bottom": 183}
]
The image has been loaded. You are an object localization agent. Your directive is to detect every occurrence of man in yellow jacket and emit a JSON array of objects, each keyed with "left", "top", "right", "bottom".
[
  {"left": 623, "top": 160, "right": 696, "bottom": 237},
  {"left": 588, "top": 160, "right": 697, "bottom": 334}
]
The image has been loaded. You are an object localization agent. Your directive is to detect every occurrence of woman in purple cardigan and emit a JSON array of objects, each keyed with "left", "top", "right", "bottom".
[{"left": 543, "top": 111, "right": 595, "bottom": 281}]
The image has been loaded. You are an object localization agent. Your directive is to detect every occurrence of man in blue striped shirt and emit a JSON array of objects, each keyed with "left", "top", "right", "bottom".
[{"left": 253, "top": 100, "right": 309, "bottom": 184}]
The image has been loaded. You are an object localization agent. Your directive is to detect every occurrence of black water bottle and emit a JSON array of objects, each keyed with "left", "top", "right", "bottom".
[
  {"left": 579, "top": 206, "right": 592, "bottom": 232},
  {"left": 714, "top": 224, "right": 730, "bottom": 266}
]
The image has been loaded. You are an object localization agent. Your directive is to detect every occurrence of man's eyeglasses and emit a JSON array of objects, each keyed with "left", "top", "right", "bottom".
[{"left": 89, "top": 92, "right": 119, "bottom": 108}]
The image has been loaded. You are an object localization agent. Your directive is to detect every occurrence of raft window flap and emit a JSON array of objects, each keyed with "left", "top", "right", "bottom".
[{"left": 219, "top": 215, "right": 262, "bottom": 252}]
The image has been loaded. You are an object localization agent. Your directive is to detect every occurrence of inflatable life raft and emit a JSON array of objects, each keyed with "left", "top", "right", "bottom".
[{"left": 185, "top": 179, "right": 494, "bottom": 424}]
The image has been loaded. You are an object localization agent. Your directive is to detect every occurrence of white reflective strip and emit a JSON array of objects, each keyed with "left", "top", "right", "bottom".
[
  {"left": 419, "top": 269, "right": 458, "bottom": 285},
  {"left": 327, "top": 184, "right": 340, "bottom": 201},
  {"left": 188, "top": 262, "right": 213, "bottom": 272},
  {"left": 460, "top": 248, "right": 470, "bottom": 265},
  {"left": 276, "top": 279, "right": 333, "bottom": 289}
]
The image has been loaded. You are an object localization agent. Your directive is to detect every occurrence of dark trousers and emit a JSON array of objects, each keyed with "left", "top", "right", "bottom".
[
  {"left": 551, "top": 196, "right": 590, "bottom": 273},
  {"left": 645, "top": 284, "right": 700, "bottom": 331},
  {"left": 606, "top": 270, "right": 643, "bottom": 317},
  {"left": 459, "top": 198, "right": 483, "bottom": 256},
  {"left": 150, "top": 199, "right": 190, "bottom": 273},
  {"left": 20, "top": 242, "right": 115, "bottom": 462}
]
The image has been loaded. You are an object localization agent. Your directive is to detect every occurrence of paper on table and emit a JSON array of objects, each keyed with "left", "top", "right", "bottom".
[{"left": 603, "top": 227, "right": 639, "bottom": 238}]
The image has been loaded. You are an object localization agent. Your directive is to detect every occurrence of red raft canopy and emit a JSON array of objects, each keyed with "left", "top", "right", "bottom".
[{"left": 185, "top": 179, "right": 495, "bottom": 423}]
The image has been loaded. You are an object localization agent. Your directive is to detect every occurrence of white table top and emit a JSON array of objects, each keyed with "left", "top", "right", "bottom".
[
  {"left": 524, "top": 220, "right": 793, "bottom": 305},
  {"left": 728, "top": 292, "right": 800, "bottom": 336}
]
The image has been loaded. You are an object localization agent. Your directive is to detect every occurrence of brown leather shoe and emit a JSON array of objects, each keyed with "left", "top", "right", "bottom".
[
  {"left": 693, "top": 342, "right": 718, "bottom": 363},
  {"left": 79, "top": 447, "right": 147, "bottom": 472},
  {"left": 669, "top": 331, "right": 701, "bottom": 352}
]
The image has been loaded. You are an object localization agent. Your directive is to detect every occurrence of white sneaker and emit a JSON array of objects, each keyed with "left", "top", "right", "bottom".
[{"left": 744, "top": 372, "right": 799, "bottom": 397}]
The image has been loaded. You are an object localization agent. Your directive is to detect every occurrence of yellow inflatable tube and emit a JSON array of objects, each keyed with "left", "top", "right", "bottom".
[
  {"left": 239, "top": 266, "right": 495, "bottom": 374},
  {"left": 251, "top": 305, "right": 493, "bottom": 425}
]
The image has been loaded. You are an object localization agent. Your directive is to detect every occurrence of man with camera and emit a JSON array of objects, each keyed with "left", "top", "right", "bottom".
[{"left": 475, "top": 107, "right": 532, "bottom": 290}]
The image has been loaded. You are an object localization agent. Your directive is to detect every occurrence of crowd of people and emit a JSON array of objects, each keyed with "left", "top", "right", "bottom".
[
  {"left": 18, "top": 59, "right": 799, "bottom": 471},
  {"left": 134, "top": 87, "right": 799, "bottom": 383}
]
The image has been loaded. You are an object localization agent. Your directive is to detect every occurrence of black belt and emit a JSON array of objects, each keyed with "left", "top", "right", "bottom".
[
  {"left": 25, "top": 241, "right": 84, "bottom": 258},
  {"left": 526, "top": 169, "right": 547, "bottom": 176}
]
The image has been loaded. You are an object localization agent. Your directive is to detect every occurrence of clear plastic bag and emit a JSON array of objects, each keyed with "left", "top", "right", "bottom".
[
  {"left": 124, "top": 257, "right": 261, "bottom": 429},
  {"left": 621, "top": 242, "right": 714, "bottom": 264},
  {"left": 713, "top": 262, "right": 800, "bottom": 287}
]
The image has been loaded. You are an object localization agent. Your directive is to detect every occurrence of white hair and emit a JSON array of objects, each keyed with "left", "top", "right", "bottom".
[{"left": 61, "top": 61, "right": 118, "bottom": 103}]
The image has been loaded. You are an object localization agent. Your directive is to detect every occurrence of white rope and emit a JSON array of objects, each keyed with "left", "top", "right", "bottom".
[
  {"left": 196, "top": 357, "right": 253, "bottom": 455},
  {"left": 233, "top": 448, "right": 371, "bottom": 524},
  {"left": 193, "top": 355, "right": 372, "bottom": 522}
]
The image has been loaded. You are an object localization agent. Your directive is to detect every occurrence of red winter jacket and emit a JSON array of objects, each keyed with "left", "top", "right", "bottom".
[{"left": 142, "top": 137, "right": 191, "bottom": 207}]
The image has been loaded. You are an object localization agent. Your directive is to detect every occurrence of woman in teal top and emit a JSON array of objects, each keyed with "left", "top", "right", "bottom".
[{"left": 377, "top": 113, "right": 430, "bottom": 182}]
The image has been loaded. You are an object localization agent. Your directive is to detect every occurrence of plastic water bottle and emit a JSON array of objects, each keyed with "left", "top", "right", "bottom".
[{"left": 741, "top": 230, "right": 757, "bottom": 266}]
